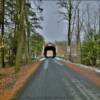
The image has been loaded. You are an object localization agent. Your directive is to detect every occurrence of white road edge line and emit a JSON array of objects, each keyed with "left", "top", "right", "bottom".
[{"left": 40, "top": 58, "right": 46, "bottom": 61}]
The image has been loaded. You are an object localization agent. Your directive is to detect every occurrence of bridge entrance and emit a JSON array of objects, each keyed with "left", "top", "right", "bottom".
[{"left": 44, "top": 43, "right": 56, "bottom": 58}]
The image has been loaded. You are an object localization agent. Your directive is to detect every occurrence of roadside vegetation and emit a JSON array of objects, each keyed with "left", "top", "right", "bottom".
[
  {"left": 81, "top": 30, "right": 100, "bottom": 66},
  {"left": 58, "top": 0, "right": 100, "bottom": 67},
  {"left": 0, "top": 0, "right": 44, "bottom": 97},
  {"left": 0, "top": 0, "right": 44, "bottom": 70},
  {"left": 0, "top": 0, "right": 100, "bottom": 99}
]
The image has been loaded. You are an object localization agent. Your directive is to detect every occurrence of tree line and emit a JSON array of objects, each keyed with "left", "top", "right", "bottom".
[
  {"left": 58, "top": 0, "right": 100, "bottom": 66},
  {"left": 0, "top": 0, "right": 44, "bottom": 71},
  {"left": 0, "top": 0, "right": 100, "bottom": 69}
]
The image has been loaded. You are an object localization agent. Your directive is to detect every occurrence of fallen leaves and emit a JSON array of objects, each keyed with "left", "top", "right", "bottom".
[{"left": 0, "top": 62, "right": 40, "bottom": 100}]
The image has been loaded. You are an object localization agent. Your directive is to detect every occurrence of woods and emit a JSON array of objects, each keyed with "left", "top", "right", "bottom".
[
  {"left": 58, "top": 0, "right": 100, "bottom": 66},
  {"left": 0, "top": 0, "right": 44, "bottom": 70},
  {"left": 0, "top": 1, "right": 100, "bottom": 100},
  {"left": 0, "top": 0, "right": 100, "bottom": 69},
  {"left": 81, "top": 3, "right": 100, "bottom": 66},
  {"left": 58, "top": 0, "right": 81, "bottom": 62}
]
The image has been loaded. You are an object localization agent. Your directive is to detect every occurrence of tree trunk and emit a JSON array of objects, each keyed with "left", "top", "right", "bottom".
[
  {"left": 76, "top": 8, "right": 81, "bottom": 63},
  {"left": 99, "top": 4, "right": 100, "bottom": 35},
  {"left": 67, "top": 0, "right": 72, "bottom": 61},
  {"left": 24, "top": 2, "right": 32, "bottom": 64},
  {"left": 1, "top": 0, "right": 5, "bottom": 68},
  {"left": 15, "top": 0, "right": 26, "bottom": 72}
]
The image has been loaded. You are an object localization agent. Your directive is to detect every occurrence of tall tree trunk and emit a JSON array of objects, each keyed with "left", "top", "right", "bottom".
[
  {"left": 67, "top": 0, "right": 72, "bottom": 61},
  {"left": 24, "top": 1, "right": 32, "bottom": 64},
  {"left": 76, "top": 8, "right": 81, "bottom": 63},
  {"left": 1, "top": 0, "right": 5, "bottom": 68},
  {"left": 15, "top": 0, "right": 26, "bottom": 72},
  {"left": 0, "top": 0, "right": 2, "bottom": 26},
  {"left": 99, "top": 4, "right": 100, "bottom": 35}
]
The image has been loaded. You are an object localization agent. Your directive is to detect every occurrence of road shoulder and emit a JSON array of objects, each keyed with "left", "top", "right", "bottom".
[
  {"left": 61, "top": 61, "right": 100, "bottom": 86},
  {"left": 0, "top": 61, "right": 41, "bottom": 100}
]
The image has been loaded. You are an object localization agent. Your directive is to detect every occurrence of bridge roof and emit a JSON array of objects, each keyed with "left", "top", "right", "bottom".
[{"left": 44, "top": 42, "right": 55, "bottom": 47}]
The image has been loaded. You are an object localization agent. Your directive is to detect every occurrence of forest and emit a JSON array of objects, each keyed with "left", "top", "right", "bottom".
[
  {"left": 0, "top": 0, "right": 44, "bottom": 72},
  {"left": 58, "top": 0, "right": 100, "bottom": 67},
  {"left": 0, "top": 0, "right": 100, "bottom": 71},
  {"left": 0, "top": 0, "right": 100, "bottom": 99}
]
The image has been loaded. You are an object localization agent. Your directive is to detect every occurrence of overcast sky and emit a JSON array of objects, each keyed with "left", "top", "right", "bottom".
[
  {"left": 34, "top": 0, "right": 100, "bottom": 42},
  {"left": 42, "top": 0, "right": 67, "bottom": 42}
]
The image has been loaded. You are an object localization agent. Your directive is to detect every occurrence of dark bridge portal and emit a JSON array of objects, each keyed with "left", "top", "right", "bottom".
[{"left": 44, "top": 43, "right": 56, "bottom": 58}]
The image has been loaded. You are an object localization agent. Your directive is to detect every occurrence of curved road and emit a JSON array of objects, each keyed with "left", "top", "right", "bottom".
[{"left": 16, "top": 58, "right": 100, "bottom": 100}]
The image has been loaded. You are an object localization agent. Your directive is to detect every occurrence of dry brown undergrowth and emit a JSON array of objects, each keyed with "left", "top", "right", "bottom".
[{"left": 0, "top": 62, "right": 40, "bottom": 100}]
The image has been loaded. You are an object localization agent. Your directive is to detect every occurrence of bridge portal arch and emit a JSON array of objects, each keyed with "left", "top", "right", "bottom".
[{"left": 44, "top": 43, "right": 56, "bottom": 58}]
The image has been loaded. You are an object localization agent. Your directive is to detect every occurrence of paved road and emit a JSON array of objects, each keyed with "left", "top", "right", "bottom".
[{"left": 16, "top": 58, "right": 100, "bottom": 100}]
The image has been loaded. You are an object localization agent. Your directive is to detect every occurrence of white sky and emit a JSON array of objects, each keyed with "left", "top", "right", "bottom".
[{"left": 32, "top": 0, "right": 100, "bottom": 42}]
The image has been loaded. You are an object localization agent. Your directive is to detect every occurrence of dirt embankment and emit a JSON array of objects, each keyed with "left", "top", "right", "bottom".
[{"left": 0, "top": 61, "right": 41, "bottom": 100}]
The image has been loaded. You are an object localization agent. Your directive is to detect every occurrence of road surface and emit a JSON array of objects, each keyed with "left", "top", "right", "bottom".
[{"left": 16, "top": 58, "right": 100, "bottom": 100}]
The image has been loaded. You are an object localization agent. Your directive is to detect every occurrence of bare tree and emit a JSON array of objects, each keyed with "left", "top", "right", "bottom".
[
  {"left": 83, "top": 4, "right": 92, "bottom": 34},
  {"left": 76, "top": 8, "right": 81, "bottom": 63},
  {"left": 58, "top": 0, "right": 81, "bottom": 61}
]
